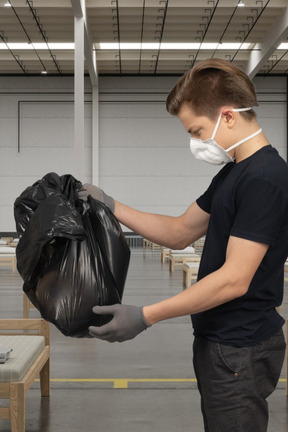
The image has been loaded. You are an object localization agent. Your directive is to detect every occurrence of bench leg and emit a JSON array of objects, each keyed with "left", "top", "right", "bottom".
[
  {"left": 40, "top": 359, "right": 50, "bottom": 397},
  {"left": 23, "top": 294, "right": 30, "bottom": 319},
  {"left": 10, "top": 383, "right": 25, "bottom": 432},
  {"left": 183, "top": 269, "right": 186, "bottom": 287},
  {"left": 187, "top": 270, "right": 192, "bottom": 287}
]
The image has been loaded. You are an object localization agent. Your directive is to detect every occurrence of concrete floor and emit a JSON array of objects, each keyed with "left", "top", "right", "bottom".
[{"left": 0, "top": 248, "right": 287, "bottom": 432}]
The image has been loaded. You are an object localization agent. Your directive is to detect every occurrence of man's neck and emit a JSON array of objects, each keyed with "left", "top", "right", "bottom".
[{"left": 234, "top": 132, "right": 270, "bottom": 163}]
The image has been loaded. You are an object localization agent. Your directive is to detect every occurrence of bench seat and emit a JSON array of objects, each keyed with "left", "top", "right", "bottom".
[
  {"left": 0, "top": 319, "right": 50, "bottom": 432},
  {"left": 169, "top": 253, "right": 200, "bottom": 272},
  {"left": 0, "top": 336, "right": 45, "bottom": 382}
]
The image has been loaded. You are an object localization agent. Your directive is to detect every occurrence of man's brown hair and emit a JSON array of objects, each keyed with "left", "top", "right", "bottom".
[{"left": 166, "top": 58, "right": 258, "bottom": 120}]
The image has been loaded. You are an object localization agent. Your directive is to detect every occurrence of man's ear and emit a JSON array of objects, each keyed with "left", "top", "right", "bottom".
[{"left": 222, "top": 109, "right": 236, "bottom": 129}]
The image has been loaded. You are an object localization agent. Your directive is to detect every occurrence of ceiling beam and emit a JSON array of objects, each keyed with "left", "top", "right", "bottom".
[
  {"left": 244, "top": 7, "right": 288, "bottom": 79},
  {"left": 70, "top": 0, "right": 98, "bottom": 87}
]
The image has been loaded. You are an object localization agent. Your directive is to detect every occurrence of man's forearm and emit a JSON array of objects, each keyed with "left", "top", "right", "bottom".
[
  {"left": 142, "top": 236, "right": 268, "bottom": 326},
  {"left": 114, "top": 200, "right": 189, "bottom": 249},
  {"left": 114, "top": 200, "right": 207, "bottom": 250},
  {"left": 142, "top": 265, "right": 248, "bottom": 325}
]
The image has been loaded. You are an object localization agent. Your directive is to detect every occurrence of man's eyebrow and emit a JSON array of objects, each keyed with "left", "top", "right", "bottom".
[{"left": 188, "top": 125, "right": 200, "bottom": 134}]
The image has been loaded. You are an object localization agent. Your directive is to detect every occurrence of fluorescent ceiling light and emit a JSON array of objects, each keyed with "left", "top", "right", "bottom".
[
  {"left": 158, "top": 43, "right": 198, "bottom": 50},
  {"left": 99, "top": 42, "right": 161, "bottom": 50},
  {"left": 99, "top": 42, "right": 251, "bottom": 50},
  {"left": 0, "top": 41, "right": 285, "bottom": 51},
  {"left": 47, "top": 43, "right": 75, "bottom": 50},
  {"left": 218, "top": 43, "right": 249, "bottom": 49},
  {"left": 0, "top": 43, "right": 75, "bottom": 50}
]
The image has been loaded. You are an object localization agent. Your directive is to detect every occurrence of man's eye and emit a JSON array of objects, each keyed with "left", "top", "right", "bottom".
[{"left": 192, "top": 129, "right": 200, "bottom": 137}]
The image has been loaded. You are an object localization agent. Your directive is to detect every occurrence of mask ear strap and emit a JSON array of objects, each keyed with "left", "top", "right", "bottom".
[
  {"left": 211, "top": 113, "right": 222, "bottom": 140},
  {"left": 226, "top": 128, "right": 262, "bottom": 152}
]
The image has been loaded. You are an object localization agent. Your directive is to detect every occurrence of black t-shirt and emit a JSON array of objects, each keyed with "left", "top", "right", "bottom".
[{"left": 194, "top": 145, "right": 288, "bottom": 347}]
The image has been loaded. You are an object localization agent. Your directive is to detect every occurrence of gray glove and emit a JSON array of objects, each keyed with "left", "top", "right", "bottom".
[
  {"left": 89, "top": 304, "right": 150, "bottom": 343},
  {"left": 78, "top": 184, "right": 115, "bottom": 213}
]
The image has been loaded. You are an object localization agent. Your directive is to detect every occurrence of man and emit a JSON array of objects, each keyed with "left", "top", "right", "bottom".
[{"left": 79, "top": 59, "right": 287, "bottom": 431}]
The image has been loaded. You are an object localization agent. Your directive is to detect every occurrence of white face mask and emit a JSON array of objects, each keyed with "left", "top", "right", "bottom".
[{"left": 189, "top": 108, "right": 262, "bottom": 165}]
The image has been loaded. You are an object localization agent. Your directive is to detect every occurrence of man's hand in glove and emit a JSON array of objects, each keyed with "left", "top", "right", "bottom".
[
  {"left": 89, "top": 304, "right": 151, "bottom": 343},
  {"left": 78, "top": 184, "right": 115, "bottom": 213}
]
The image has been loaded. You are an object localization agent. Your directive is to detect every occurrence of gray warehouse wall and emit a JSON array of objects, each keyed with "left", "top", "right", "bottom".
[{"left": 0, "top": 74, "right": 286, "bottom": 232}]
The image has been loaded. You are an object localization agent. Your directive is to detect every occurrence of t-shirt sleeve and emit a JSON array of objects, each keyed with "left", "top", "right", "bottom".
[
  {"left": 230, "top": 176, "right": 285, "bottom": 246},
  {"left": 196, "top": 164, "right": 232, "bottom": 215},
  {"left": 196, "top": 185, "right": 214, "bottom": 214}
]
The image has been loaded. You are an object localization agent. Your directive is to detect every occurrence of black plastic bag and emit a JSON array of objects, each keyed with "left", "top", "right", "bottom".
[{"left": 14, "top": 172, "right": 130, "bottom": 337}]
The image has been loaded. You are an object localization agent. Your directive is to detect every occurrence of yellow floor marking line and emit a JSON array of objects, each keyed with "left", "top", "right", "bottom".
[
  {"left": 48, "top": 378, "right": 198, "bottom": 389},
  {"left": 35, "top": 377, "right": 286, "bottom": 389}
]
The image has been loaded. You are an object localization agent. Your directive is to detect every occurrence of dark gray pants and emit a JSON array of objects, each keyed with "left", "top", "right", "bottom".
[{"left": 193, "top": 329, "right": 286, "bottom": 432}]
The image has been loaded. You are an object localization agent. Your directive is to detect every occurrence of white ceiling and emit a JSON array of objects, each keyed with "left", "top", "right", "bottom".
[{"left": 0, "top": 0, "right": 288, "bottom": 77}]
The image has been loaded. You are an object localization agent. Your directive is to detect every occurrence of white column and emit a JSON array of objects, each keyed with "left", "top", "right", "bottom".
[
  {"left": 92, "top": 85, "right": 99, "bottom": 185},
  {"left": 74, "top": 5, "right": 85, "bottom": 180},
  {"left": 71, "top": 0, "right": 98, "bottom": 182}
]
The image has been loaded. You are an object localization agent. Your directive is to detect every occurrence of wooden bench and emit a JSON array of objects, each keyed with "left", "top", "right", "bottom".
[
  {"left": 143, "top": 238, "right": 151, "bottom": 251},
  {"left": 23, "top": 295, "right": 36, "bottom": 319},
  {"left": 143, "top": 239, "right": 162, "bottom": 253},
  {"left": 161, "top": 248, "right": 171, "bottom": 263},
  {"left": 162, "top": 246, "right": 197, "bottom": 264},
  {"left": 169, "top": 253, "right": 200, "bottom": 272},
  {"left": 0, "top": 255, "right": 17, "bottom": 272},
  {"left": 192, "top": 237, "right": 206, "bottom": 255},
  {"left": 0, "top": 245, "right": 17, "bottom": 272},
  {"left": 150, "top": 242, "right": 162, "bottom": 251},
  {"left": 0, "top": 238, "right": 14, "bottom": 246},
  {"left": 182, "top": 262, "right": 200, "bottom": 288},
  {"left": 0, "top": 319, "right": 50, "bottom": 432}
]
